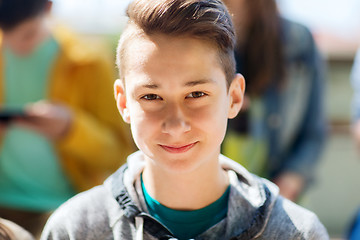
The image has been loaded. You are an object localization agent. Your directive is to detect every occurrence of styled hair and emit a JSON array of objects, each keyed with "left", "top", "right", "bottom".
[
  {"left": 117, "top": 0, "right": 236, "bottom": 87},
  {"left": 0, "top": 0, "right": 49, "bottom": 31},
  {"left": 236, "top": 0, "right": 284, "bottom": 95}
]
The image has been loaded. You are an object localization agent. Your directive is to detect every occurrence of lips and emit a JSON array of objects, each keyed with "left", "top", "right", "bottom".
[{"left": 160, "top": 142, "right": 198, "bottom": 153}]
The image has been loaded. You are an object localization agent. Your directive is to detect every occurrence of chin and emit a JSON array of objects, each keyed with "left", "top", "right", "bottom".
[{"left": 156, "top": 152, "right": 209, "bottom": 175}]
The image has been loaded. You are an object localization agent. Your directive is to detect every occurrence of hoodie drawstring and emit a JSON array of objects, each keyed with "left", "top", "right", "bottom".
[{"left": 135, "top": 216, "right": 144, "bottom": 240}]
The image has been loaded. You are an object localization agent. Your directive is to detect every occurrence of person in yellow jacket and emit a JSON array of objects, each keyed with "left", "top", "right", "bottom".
[{"left": 0, "top": 0, "right": 134, "bottom": 236}]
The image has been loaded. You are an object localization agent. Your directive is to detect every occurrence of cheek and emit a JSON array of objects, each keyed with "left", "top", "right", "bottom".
[
  {"left": 129, "top": 108, "right": 161, "bottom": 140},
  {"left": 129, "top": 117, "right": 148, "bottom": 151},
  {"left": 191, "top": 102, "right": 228, "bottom": 135}
]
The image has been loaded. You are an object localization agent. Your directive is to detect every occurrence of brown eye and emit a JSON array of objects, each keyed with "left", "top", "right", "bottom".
[
  {"left": 187, "top": 92, "right": 206, "bottom": 98},
  {"left": 142, "top": 94, "right": 161, "bottom": 100}
]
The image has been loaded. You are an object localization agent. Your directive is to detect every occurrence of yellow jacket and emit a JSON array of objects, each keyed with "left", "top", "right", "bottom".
[{"left": 0, "top": 27, "right": 135, "bottom": 192}]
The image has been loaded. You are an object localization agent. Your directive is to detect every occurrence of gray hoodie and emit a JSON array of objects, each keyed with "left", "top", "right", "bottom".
[{"left": 41, "top": 151, "right": 329, "bottom": 240}]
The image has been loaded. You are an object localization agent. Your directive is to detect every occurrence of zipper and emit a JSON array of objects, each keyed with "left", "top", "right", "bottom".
[{"left": 138, "top": 212, "right": 177, "bottom": 239}]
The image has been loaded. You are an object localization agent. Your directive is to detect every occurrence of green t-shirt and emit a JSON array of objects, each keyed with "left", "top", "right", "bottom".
[
  {"left": 0, "top": 37, "right": 75, "bottom": 211},
  {"left": 141, "top": 175, "right": 230, "bottom": 240}
]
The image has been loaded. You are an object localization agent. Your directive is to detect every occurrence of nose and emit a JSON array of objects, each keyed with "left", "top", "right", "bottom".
[{"left": 162, "top": 104, "right": 191, "bottom": 136}]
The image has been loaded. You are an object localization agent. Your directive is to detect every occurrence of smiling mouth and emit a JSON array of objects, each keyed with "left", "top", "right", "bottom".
[{"left": 160, "top": 142, "right": 198, "bottom": 153}]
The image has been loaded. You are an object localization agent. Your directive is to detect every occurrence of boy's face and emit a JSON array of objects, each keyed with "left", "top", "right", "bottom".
[
  {"left": 2, "top": 14, "right": 48, "bottom": 56},
  {"left": 115, "top": 34, "right": 244, "bottom": 173}
]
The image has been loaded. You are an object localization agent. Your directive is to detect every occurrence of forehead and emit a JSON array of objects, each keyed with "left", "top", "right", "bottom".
[{"left": 123, "top": 34, "right": 223, "bottom": 80}]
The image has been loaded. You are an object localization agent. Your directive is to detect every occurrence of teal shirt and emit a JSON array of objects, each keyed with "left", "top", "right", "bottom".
[
  {"left": 141, "top": 175, "right": 230, "bottom": 240},
  {"left": 0, "top": 37, "right": 75, "bottom": 211}
]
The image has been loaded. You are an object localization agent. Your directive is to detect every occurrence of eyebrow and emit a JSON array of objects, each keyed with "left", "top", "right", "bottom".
[
  {"left": 184, "top": 79, "right": 215, "bottom": 87},
  {"left": 139, "top": 79, "right": 215, "bottom": 89},
  {"left": 141, "top": 84, "right": 159, "bottom": 89}
]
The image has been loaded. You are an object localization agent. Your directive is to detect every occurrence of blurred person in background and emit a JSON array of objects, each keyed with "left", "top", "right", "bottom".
[
  {"left": 351, "top": 47, "right": 360, "bottom": 147},
  {"left": 0, "top": 0, "right": 134, "bottom": 236},
  {"left": 349, "top": 47, "right": 360, "bottom": 240},
  {"left": 347, "top": 209, "right": 360, "bottom": 240},
  {"left": 222, "top": 0, "right": 327, "bottom": 202}
]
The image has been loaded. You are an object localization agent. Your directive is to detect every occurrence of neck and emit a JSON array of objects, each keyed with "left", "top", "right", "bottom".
[
  {"left": 36, "top": 19, "right": 52, "bottom": 46},
  {"left": 142, "top": 156, "right": 229, "bottom": 210}
]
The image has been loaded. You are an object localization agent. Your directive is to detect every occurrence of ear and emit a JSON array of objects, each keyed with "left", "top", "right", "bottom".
[
  {"left": 228, "top": 73, "right": 245, "bottom": 119},
  {"left": 114, "top": 79, "right": 130, "bottom": 123}
]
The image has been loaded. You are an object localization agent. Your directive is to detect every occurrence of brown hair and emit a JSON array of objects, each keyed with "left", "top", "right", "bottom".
[
  {"left": 117, "top": 0, "right": 236, "bottom": 87},
  {"left": 237, "top": 0, "right": 284, "bottom": 95}
]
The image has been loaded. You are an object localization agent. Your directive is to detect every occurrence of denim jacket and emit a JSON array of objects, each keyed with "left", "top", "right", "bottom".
[
  {"left": 226, "top": 18, "right": 327, "bottom": 186},
  {"left": 351, "top": 48, "right": 360, "bottom": 121},
  {"left": 41, "top": 151, "right": 329, "bottom": 240}
]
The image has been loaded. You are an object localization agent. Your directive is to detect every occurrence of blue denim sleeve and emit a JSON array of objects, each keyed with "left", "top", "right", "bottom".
[
  {"left": 282, "top": 29, "right": 328, "bottom": 187},
  {"left": 349, "top": 209, "right": 360, "bottom": 240},
  {"left": 351, "top": 48, "right": 360, "bottom": 122}
]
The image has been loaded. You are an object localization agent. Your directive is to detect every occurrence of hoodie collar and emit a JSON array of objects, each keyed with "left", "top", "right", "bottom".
[
  {"left": 105, "top": 151, "right": 279, "bottom": 239},
  {"left": 206, "top": 155, "right": 279, "bottom": 239},
  {"left": 106, "top": 163, "right": 141, "bottom": 220},
  {"left": 105, "top": 152, "right": 174, "bottom": 239}
]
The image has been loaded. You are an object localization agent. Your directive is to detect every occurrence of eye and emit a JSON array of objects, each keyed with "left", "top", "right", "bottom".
[
  {"left": 141, "top": 94, "right": 162, "bottom": 100},
  {"left": 187, "top": 91, "right": 206, "bottom": 98}
]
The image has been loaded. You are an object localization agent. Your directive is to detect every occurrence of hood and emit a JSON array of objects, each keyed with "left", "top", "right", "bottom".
[
  {"left": 105, "top": 151, "right": 279, "bottom": 240},
  {"left": 210, "top": 154, "right": 279, "bottom": 240}
]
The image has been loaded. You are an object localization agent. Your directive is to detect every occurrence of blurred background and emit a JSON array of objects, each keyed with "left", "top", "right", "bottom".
[{"left": 50, "top": 0, "right": 360, "bottom": 238}]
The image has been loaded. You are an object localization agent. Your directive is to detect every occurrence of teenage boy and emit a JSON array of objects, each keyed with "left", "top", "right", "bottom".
[
  {"left": 0, "top": 0, "right": 133, "bottom": 236},
  {"left": 41, "top": 0, "right": 329, "bottom": 239}
]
